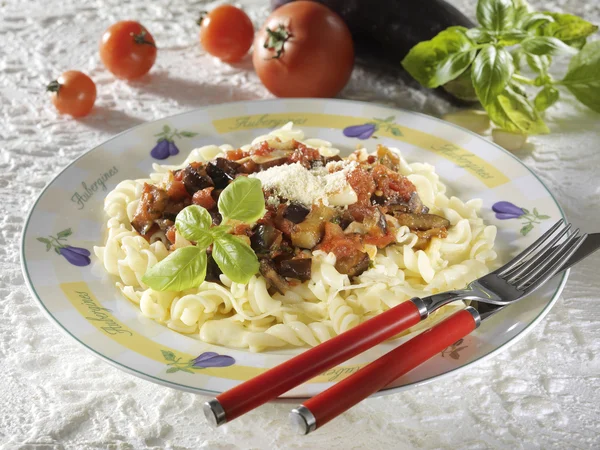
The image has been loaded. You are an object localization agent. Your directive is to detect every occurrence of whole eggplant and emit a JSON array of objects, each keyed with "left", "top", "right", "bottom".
[{"left": 270, "top": 0, "right": 476, "bottom": 103}]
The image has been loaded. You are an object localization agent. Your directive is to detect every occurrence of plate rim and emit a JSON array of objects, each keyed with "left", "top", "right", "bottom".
[{"left": 20, "top": 98, "right": 569, "bottom": 399}]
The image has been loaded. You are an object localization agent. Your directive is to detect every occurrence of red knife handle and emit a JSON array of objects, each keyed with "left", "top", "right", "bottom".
[
  {"left": 204, "top": 299, "right": 425, "bottom": 426},
  {"left": 291, "top": 307, "right": 480, "bottom": 434}
]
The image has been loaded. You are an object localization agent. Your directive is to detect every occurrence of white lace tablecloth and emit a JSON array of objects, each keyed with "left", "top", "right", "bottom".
[{"left": 2, "top": 0, "right": 599, "bottom": 448}]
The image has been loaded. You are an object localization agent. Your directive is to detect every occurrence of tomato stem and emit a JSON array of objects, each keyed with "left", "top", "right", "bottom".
[
  {"left": 131, "top": 30, "right": 156, "bottom": 47},
  {"left": 263, "top": 24, "right": 291, "bottom": 60},
  {"left": 46, "top": 80, "right": 61, "bottom": 95},
  {"left": 197, "top": 11, "right": 208, "bottom": 26}
]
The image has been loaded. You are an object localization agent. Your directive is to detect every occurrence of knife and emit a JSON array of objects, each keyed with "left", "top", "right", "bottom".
[
  {"left": 289, "top": 233, "right": 600, "bottom": 435},
  {"left": 476, "top": 232, "right": 600, "bottom": 319}
]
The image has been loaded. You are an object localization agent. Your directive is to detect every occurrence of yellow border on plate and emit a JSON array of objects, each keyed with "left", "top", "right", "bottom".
[
  {"left": 61, "top": 282, "right": 367, "bottom": 383},
  {"left": 212, "top": 113, "right": 509, "bottom": 188}
]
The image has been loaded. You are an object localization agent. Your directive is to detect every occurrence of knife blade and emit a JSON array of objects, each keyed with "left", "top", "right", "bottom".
[
  {"left": 559, "top": 232, "right": 600, "bottom": 270},
  {"left": 474, "top": 232, "right": 600, "bottom": 319}
]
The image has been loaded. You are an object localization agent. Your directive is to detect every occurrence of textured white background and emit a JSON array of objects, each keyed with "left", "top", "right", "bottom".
[{"left": 1, "top": 0, "right": 599, "bottom": 448}]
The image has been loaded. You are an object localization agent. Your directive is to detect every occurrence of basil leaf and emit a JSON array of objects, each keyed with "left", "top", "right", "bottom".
[
  {"left": 512, "top": 48, "right": 524, "bottom": 72},
  {"left": 521, "top": 36, "right": 578, "bottom": 56},
  {"left": 537, "top": 12, "right": 598, "bottom": 44},
  {"left": 561, "top": 41, "right": 600, "bottom": 113},
  {"left": 567, "top": 38, "right": 588, "bottom": 50},
  {"left": 212, "top": 234, "right": 259, "bottom": 284},
  {"left": 142, "top": 246, "right": 207, "bottom": 292},
  {"left": 208, "top": 225, "right": 231, "bottom": 239},
  {"left": 497, "top": 30, "right": 528, "bottom": 46},
  {"left": 175, "top": 205, "right": 214, "bottom": 249},
  {"left": 442, "top": 68, "right": 478, "bottom": 102},
  {"left": 485, "top": 86, "right": 550, "bottom": 134},
  {"left": 526, "top": 54, "right": 551, "bottom": 74},
  {"left": 466, "top": 28, "right": 493, "bottom": 43},
  {"left": 521, "top": 13, "right": 554, "bottom": 31},
  {"left": 472, "top": 45, "right": 514, "bottom": 106},
  {"left": 534, "top": 86, "right": 559, "bottom": 111},
  {"left": 476, "top": 0, "right": 515, "bottom": 32},
  {"left": 218, "top": 177, "right": 265, "bottom": 224},
  {"left": 401, "top": 27, "right": 476, "bottom": 88},
  {"left": 510, "top": 79, "right": 527, "bottom": 97}
]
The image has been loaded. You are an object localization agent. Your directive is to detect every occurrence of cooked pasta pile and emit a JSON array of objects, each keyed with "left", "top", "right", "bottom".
[{"left": 94, "top": 123, "right": 497, "bottom": 352}]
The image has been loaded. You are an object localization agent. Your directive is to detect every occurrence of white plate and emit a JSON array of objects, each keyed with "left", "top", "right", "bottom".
[{"left": 21, "top": 99, "right": 568, "bottom": 398}]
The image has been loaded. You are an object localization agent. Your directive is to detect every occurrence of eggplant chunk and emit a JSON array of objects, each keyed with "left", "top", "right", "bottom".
[
  {"left": 393, "top": 212, "right": 450, "bottom": 231},
  {"left": 251, "top": 225, "right": 282, "bottom": 253},
  {"left": 259, "top": 259, "right": 289, "bottom": 294},
  {"left": 408, "top": 192, "right": 429, "bottom": 214},
  {"left": 182, "top": 165, "right": 214, "bottom": 195},
  {"left": 278, "top": 258, "right": 312, "bottom": 281},
  {"left": 206, "top": 158, "right": 240, "bottom": 189},
  {"left": 283, "top": 202, "right": 310, "bottom": 224},
  {"left": 291, "top": 205, "right": 336, "bottom": 249},
  {"left": 205, "top": 254, "right": 222, "bottom": 283},
  {"left": 335, "top": 252, "right": 370, "bottom": 279},
  {"left": 386, "top": 192, "right": 428, "bottom": 214},
  {"left": 375, "top": 207, "right": 388, "bottom": 233},
  {"left": 131, "top": 184, "right": 169, "bottom": 236}
]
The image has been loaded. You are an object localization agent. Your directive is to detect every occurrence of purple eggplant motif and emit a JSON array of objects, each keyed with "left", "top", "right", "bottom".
[
  {"left": 37, "top": 229, "right": 91, "bottom": 266},
  {"left": 343, "top": 123, "right": 377, "bottom": 140},
  {"left": 492, "top": 201, "right": 551, "bottom": 236},
  {"left": 151, "top": 125, "right": 197, "bottom": 160},
  {"left": 191, "top": 352, "right": 235, "bottom": 368},
  {"left": 343, "top": 116, "right": 403, "bottom": 140},
  {"left": 162, "top": 350, "right": 235, "bottom": 374},
  {"left": 492, "top": 201, "right": 525, "bottom": 220},
  {"left": 150, "top": 139, "right": 171, "bottom": 160}
]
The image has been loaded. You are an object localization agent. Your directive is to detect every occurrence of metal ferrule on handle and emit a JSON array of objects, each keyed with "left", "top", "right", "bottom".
[
  {"left": 290, "top": 306, "right": 481, "bottom": 435},
  {"left": 203, "top": 298, "right": 429, "bottom": 427}
]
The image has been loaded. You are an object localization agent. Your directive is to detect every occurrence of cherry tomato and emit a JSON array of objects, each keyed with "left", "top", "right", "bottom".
[
  {"left": 47, "top": 71, "right": 97, "bottom": 117},
  {"left": 199, "top": 5, "right": 254, "bottom": 63},
  {"left": 253, "top": 1, "right": 354, "bottom": 98},
  {"left": 100, "top": 21, "right": 157, "bottom": 80}
]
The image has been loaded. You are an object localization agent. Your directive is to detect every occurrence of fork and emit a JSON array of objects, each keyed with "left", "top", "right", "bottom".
[
  {"left": 204, "top": 220, "right": 586, "bottom": 428},
  {"left": 288, "top": 220, "right": 586, "bottom": 433}
]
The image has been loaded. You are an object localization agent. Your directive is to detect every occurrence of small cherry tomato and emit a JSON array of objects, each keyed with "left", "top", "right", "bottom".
[
  {"left": 253, "top": 1, "right": 354, "bottom": 98},
  {"left": 198, "top": 5, "right": 254, "bottom": 63},
  {"left": 100, "top": 21, "right": 157, "bottom": 80},
  {"left": 47, "top": 71, "right": 97, "bottom": 117}
]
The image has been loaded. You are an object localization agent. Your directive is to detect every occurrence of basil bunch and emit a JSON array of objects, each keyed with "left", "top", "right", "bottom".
[
  {"left": 401, "top": 0, "right": 599, "bottom": 134},
  {"left": 142, "top": 177, "right": 265, "bottom": 291}
]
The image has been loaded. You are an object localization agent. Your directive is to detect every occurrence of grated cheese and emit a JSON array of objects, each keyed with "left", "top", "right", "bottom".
[{"left": 250, "top": 161, "right": 358, "bottom": 207}]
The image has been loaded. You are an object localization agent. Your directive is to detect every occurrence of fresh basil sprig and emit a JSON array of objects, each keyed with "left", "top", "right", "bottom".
[
  {"left": 401, "top": 0, "right": 599, "bottom": 134},
  {"left": 142, "top": 177, "right": 264, "bottom": 291}
]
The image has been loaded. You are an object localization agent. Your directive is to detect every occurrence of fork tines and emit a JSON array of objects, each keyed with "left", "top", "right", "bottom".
[{"left": 498, "top": 219, "right": 587, "bottom": 292}]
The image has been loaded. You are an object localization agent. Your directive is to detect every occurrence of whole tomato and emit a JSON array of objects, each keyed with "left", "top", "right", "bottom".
[
  {"left": 199, "top": 5, "right": 254, "bottom": 63},
  {"left": 100, "top": 21, "right": 157, "bottom": 80},
  {"left": 253, "top": 1, "right": 354, "bottom": 98},
  {"left": 47, "top": 71, "right": 96, "bottom": 117}
]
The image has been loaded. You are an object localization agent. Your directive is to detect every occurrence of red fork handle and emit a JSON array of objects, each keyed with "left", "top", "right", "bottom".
[
  {"left": 203, "top": 299, "right": 426, "bottom": 426},
  {"left": 290, "top": 307, "right": 480, "bottom": 434}
]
